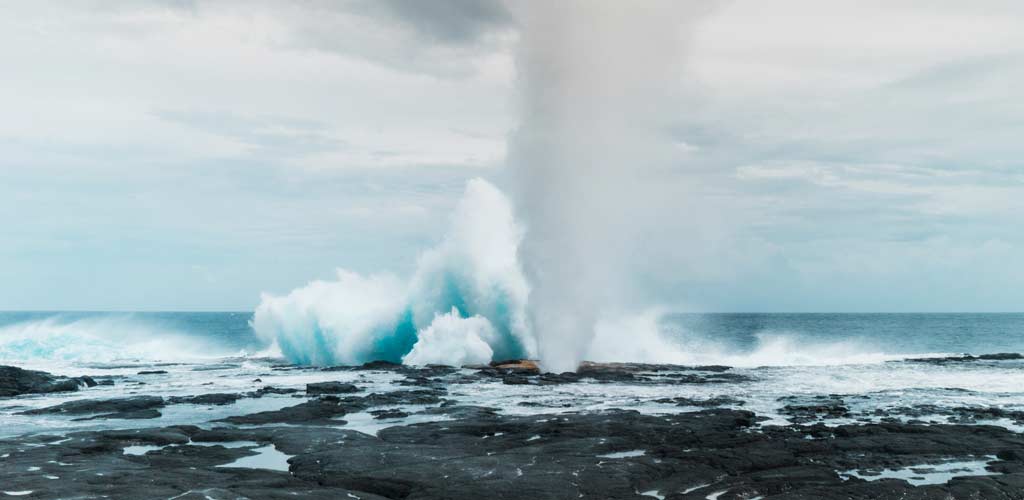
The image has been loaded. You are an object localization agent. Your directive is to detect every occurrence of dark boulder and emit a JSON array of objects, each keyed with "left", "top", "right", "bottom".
[
  {"left": 217, "top": 398, "right": 350, "bottom": 426},
  {"left": 168, "top": 393, "right": 243, "bottom": 406},
  {"left": 306, "top": 381, "right": 360, "bottom": 395},
  {"left": 0, "top": 365, "right": 96, "bottom": 397},
  {"left": 20, "top": 395, "right": 165, "bottom": 416},
  {"left": 370, "top": 409, "right": 411, "bottom": 420}
]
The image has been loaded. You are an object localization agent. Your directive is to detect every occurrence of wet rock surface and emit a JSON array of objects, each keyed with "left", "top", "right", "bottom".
[
  {"left": 778, "top": 395, "right": 852, "bottom": 424},
  {"left": 5, "top": 407, "right": 1024, "bottom": 499},
  {"left": 0, "top": 365, "right": 96, "bottom": 398},
  {"left": 169, "top": 393, "right": 245, "bottom": 406},
  {"left": 305, "top": 381, "right": 360, "bottom": 395},
  {"left": 19, "top": 395, "right": 166, "bottom": 420},
  {"left": 905, "top": 353, "right": 1024, "bottom": 364},
  {"left": 5, "top": 361, "right": 1024, "bottom": 499},
  {"left": 654, "top": 396, "right": 745, "bottom": 408}
]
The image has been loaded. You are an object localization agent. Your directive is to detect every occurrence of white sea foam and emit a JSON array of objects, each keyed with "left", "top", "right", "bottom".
[
  {"left": 403, "top": 308, "right": 495, "bottom": 367},
  {"left": 841, "top": 456, "right": 997, "bottom": 486},
  {"left": 675, "top": 331, "right": 913, "bottom": 368},
  {"left": 0, "top": 315, "right": 233, "bottom": 366}
]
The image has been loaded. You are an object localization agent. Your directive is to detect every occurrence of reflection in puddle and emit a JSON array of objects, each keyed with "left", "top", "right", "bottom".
[
  {"left": 217, "top": 444, "right": 292, "bottom": 472},
  {"left": 123, "top": 445, "right": 165, "bottom": 456},
  {"left": 340, "top": 408, "right": 453, "bottom": 436}
]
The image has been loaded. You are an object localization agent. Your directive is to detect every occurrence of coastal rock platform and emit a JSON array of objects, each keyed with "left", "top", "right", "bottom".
[{"left": 3, "top": 361, "right": 1024, "bottom": 499}]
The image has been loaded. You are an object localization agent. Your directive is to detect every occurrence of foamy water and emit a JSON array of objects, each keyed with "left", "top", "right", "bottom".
[{"left": 2, "top": 311, "right": 1024, "bottom": 438}]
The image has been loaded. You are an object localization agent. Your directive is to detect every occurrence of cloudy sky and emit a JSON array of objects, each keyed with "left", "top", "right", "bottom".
[{"left": 2, "top": 0, "right": 1022, "bottom": 312}]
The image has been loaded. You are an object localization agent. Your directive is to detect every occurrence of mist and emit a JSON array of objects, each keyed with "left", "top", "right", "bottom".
[{"left": 507, "top": 1, "right": 715, "bottom": 372}]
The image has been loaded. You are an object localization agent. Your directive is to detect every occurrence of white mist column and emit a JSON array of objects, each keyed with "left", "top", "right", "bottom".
[{"left": 507, "top": 1, "right": 707, "bottom": 372}]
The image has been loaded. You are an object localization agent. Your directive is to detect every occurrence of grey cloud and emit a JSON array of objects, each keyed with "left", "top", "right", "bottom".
[
  {"left": 70, "top": 0, "right": 515, "bottom": 78},
  {"left": 262, "top": 0, "right": 515, "bottom": 78},
  {"left": 361, "top": 0, "right": 514, "bottom": 45}
]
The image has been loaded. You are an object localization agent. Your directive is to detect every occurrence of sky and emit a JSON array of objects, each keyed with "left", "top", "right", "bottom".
[{"left": 1, "top": 0, "right": 1022, "bottom": 312}]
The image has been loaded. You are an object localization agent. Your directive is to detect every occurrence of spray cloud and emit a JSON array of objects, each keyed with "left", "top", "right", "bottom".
[
  {"left": 507, "top": 1, "right": 712, "bottom": 372},
  {"left": 253, "top": 2, "right": 715, "bottom": 371}
]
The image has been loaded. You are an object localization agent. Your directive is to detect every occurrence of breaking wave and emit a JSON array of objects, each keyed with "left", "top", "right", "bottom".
[{"left": 252, "top": 179, "right": 539, "bottom": 366}]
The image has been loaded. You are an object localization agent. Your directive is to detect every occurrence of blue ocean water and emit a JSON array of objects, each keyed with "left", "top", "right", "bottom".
[
  {"left": 2, "top": 311, "right": 1024, "bottom": 438},
  {"left": 1, "top": 311, "right": 1022, "bottom": 367},
  {"left": 0, "top": 311, "right": 262, "bottom": 361},
  {"left": 665, "top": 313, "right": 1024, "bottom": 357}
]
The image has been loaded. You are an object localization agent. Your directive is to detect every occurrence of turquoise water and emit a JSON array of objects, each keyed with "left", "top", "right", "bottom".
[
  {"left": 2, "top": 311, "right": 1024, "bottom": 438},
  {"left": 1, "top": 312, "right": 1022, "bottom": 365}
]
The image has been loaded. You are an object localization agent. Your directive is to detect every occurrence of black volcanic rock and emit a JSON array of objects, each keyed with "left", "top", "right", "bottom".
[
  {"left": 357, "top": 360, "right": 404, "bottom": 371},
  {"left": 217, "top": 397, "right": 350, "bottom": 425},
  {"left": 20, "top": 395, "right": 165, "bottom": 417},
  {"left": 218, "top": 388, "right": 447, "bottom": 426},
  {"left": 472, "top": 361, "right": 752, "bottom": 386},
  {"left": 370, "top": 409, "right": 410, "bottom": 420},
  {"left": 0, "top": 365, "right": 96, "bottom": 397},
  {"left": 9, "top": 359, "right": 1024, "bottom": 499},
  {"left": 654, "top": 395, "right": 745, "bottom": 407},
  {"left": 168, "top": 393, "right": 244, "bottom": 406},
  {"left": 905, "top": 352, "right": 1024, "bottom": 364},
  {"left": 249, "top": 386, "right": 301, "bottom": 397},
  {"left": 779, "top": 396, "right": 851, "bottom": 423},
  {"left": 502, "top": 375, "right": 530, "bottom": 385},
  {"left": 868, "top": 403, "right": 1024, "bottom": 426},
  {"left": 6, "top": 402, "right": 1024, "bottom": 498},
  {"left": 306, "top": 381, "right": 360, "bottom": 395},
  {"left": 354, "top": 388, "right": 446, "bottom": 407},
  {"left": 74, "top": 408, "right": 163, "bottom": 420}
]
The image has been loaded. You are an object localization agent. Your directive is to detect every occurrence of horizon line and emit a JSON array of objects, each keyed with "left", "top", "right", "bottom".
[{"left": 1, "top": 310, "right": 1023, "bottom": 315}]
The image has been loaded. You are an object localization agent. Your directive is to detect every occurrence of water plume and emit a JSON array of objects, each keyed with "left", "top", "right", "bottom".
[
  {"left": 507, "top": 1, "right": 713, "bottom": 372},
  {"left": 254, "top": 2, "right": 716, "bottom": 370}
]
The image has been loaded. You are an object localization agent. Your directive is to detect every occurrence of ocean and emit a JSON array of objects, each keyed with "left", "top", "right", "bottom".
[
  {"left": 1, "top": 311, "right": 1023, "bottom": 439},
  {"left": 6, "top": 311, "right": 1022, "bottom": 364}
]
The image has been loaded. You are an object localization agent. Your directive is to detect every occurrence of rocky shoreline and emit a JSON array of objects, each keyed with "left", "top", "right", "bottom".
[{"left": 3, "top": 361, "right": 1024, "bottom": 499}]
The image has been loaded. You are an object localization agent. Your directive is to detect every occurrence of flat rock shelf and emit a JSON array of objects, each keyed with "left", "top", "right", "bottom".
[{"left": 4, "top": 361, "right": 1024, "bottom": 499}]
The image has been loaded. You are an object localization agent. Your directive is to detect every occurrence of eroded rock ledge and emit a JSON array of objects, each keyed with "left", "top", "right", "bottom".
[
  {"left": 5, "top": 360, "right": 1024, "bottom": 499},
  {"left": 3, "top": 407, "right": 1024, "bottom": 499},
  {"left": 0, "top": 365, "right": 97, "bottom": 398}
]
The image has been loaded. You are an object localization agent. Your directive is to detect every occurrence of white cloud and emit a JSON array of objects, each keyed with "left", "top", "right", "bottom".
[
  {"left": 1, "top": 1, "right": 1023, "bottom": 311},
  {"left": 736, "top": 162, "right": 1024, "bottom": 217}
]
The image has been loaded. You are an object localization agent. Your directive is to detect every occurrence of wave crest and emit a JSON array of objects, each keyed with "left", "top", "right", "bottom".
[{"left": 252, "top": 179, "right": 538, "bottom": 366}]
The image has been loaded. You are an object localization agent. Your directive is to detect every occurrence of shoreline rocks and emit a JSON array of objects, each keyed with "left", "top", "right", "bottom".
[
  {"left": 20, "top": 395, "right": 166, "bottom": 420},
  {"left": 0, "top": 365, "right": 96, "bottom": 398},
  {"left": 4, "top": 406, "right": 1024, "bottom": 499},
  {"left": 7, "top": 359, "right": 1024, "bottom": 498}
]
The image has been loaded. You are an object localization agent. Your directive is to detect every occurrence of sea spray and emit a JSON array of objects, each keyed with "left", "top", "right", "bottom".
[
  {"left": 253, "top": 2, "right": 716, "bottom": 370},
  {"left": 252, "top": 179, "right": 538, "bottom": 366},
  {"left": 0, "top": 315, "right": 237, "bottom": 366},
  {"left": 507, "top": 1, "right": 713, "bottom": 372},
  {"left": 402, "top": 308, "right": 496, "bottom": 367}
]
